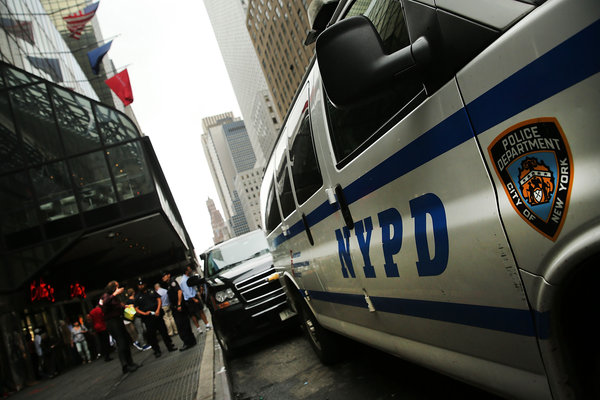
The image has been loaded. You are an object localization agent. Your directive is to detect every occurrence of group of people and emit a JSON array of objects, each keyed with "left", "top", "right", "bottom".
[{"left": 99, "top": 265, "right": 211, "bottom": 374}]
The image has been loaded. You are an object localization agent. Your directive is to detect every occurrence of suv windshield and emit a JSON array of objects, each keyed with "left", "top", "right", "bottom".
[{"left": 205, "top": 230, "right": 270, "bottom": 277}]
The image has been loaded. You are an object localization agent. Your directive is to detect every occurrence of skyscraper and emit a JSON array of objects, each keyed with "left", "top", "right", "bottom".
[
  {"left": 203, "top": 0, "right": 280, "bottom": 167},
  {"left": 201, "top": 112, "right": 260, "bottom": 237},
  {"left": 206, "top": 197, "right": 230, "bottom": 244}
]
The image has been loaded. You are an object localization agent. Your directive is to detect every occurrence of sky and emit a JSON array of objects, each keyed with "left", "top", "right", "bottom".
[{"left": 94, "top": 0, "right": 241, "bottom": 255}]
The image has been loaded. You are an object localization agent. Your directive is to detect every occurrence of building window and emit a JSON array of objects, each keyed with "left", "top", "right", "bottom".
[{"left": 69, "top": 151, "right": 117, "bottom": 212}]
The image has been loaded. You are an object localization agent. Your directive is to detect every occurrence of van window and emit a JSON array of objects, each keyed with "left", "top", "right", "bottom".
[
  {"left": 289, "top": 111, "right": 323, "bottom": 205},
  {"left": 276, "top": 157, "right": 295, "bottom": 218},
  {"left": 325, "top": 0, "right": 425, "bottom": 166},
  {"left": 265, "top": 182, "right": 282, "bottom": 233}
]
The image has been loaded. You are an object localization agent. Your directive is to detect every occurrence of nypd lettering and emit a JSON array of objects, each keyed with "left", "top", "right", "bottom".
[
  {"left": 335, "top": 193, "right": 448, "bottom": 279},
  {"left": 488, "top": 118, "right": 573, "bottom": 240}
]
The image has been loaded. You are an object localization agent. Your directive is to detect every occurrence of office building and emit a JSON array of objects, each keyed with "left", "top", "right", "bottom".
[
  {"left": 39, "top": 0, "right": 140, "bottom": 129},
  {"left": 245, "top": 0, "right": 315, "bottom": 118},
  {"left": 234, "top": 167, "right": 263, "bottom": 231},
  {"left": 0, "top": 1, "right": 194, "bottom": 391}
]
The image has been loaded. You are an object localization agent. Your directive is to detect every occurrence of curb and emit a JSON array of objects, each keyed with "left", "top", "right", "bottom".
[{"left": 197, "top": 327, "right": 232, "bottom": 400}]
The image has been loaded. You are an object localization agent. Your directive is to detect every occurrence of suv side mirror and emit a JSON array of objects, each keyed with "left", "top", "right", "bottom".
[
  {"left": 187, "top": 275, "right": 205, "bottom": 286},
  {"left": 316, "top": 15, "right": 431, "bottom": 109}
]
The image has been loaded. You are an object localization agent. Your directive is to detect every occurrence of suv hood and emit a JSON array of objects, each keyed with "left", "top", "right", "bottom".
[{"left": 206, "top": 252, "right": 274, "bottom": 285}]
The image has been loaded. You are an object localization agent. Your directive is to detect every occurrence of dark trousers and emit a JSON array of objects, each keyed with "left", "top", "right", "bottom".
[
  {"left": 105, "top": 318, "right": 133, "bottom": 368},
  {"left": 96, "top": 330, "right": 111, "bottom": 360},
  {"left": 173, "top": 308, "right": 196, "bottom": 347},
  {"left": 142, "top": 315, "right": 174, "bottom": 353}
]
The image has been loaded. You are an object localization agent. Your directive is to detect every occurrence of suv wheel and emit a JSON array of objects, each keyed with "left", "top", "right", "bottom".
[
  {"left": 299, "top": 299, "right": 342, "bottom": 364},
  {"left": 214, "top": 320, "right": 235, "bottom": 359}
]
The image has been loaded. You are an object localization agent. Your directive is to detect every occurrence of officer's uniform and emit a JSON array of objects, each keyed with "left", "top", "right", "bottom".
[
  {"left": 134, "top": 280, "right": 176, "bottom": 356},
  {"left": 165, "top": 276, "right": 196, "bottom": 349}
]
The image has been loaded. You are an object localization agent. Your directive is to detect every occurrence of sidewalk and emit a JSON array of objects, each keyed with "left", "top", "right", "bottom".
[{"left": 6, "top": 329, "right": 231, "bottom": 400}]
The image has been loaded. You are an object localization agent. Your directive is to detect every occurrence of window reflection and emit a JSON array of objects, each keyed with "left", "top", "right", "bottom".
[
  {"left": 95, "top": 103, "right": 139, "bottom": 144},
  {"left": 51, "top": 86, "right": 100, "bottom": 155},
  {"left": 10, "top": 83, "right": 63, "bottom": 164},
  {"left": 0, "top": 92, "right": 24, "bottom": 172},
  {"left": 0, "top": 171, "right": 38, "bottom": 234},
  {"left": 69, "top": 151, "right": 117, "bottom": 212},
  {"left": 106, "top": 141, "right": 154, "bottom": 200},
  {"left": 289, "top": 112, "right": 322, "bottom": 205},
  {"left": 1, "top": 65, "right": 40, "bottom": 88},
  {"left": 30, "top": 161, "right": 78, "bottom": 222}
]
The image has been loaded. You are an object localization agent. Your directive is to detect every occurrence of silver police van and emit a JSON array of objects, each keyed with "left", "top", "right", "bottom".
[{"left": 259, "top": 0, "right": 600, "bottom": 398}]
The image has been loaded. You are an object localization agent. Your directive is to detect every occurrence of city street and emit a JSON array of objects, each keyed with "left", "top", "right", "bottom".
[{"left": 228, "top": 327, "right": 503, "bottom": 400}]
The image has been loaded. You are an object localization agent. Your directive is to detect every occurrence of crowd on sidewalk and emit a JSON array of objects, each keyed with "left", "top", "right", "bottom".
[{"left": 1, "top": 266, "right": 211, "bottom": 398}]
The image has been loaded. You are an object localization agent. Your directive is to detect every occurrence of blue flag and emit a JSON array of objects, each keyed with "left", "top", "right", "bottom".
[{"left": 87, "top": 40, "right": 112, "bottom": 75}]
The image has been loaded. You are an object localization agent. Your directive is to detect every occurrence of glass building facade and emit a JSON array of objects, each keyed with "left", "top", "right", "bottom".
[
  {"left": 0, "top": 61, "right": 193, "bottom": 294},
  {"left": 0, "top": 61, "right": 195, "bottom": 391}
]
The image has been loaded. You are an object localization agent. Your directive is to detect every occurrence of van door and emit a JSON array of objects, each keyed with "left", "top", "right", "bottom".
[
  {"left": 268, "top": 82, "right": 341, "bottom": 320},
  {"left": 305, "top": 0, "right": 549, "bottom": 394}
]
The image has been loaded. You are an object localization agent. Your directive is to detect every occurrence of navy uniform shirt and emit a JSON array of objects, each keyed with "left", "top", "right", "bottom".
[
  {"left": 165, "top": 279, "right": 182, "bottom": 309},
  {"left": 134, "top": 289, "right": 160, "bottom": 313}
]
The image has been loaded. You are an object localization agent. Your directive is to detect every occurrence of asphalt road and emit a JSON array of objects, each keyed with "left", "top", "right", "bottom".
[{"left": 227, "top": 327, "right": 503, "bottom": 400}]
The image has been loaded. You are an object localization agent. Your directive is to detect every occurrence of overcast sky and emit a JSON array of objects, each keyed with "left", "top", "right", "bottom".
[{"left": 95, "top": 0, "right": 241, "bottom": 256}]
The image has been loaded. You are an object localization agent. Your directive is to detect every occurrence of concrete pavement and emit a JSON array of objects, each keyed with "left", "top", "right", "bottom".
[{"left": 5, "top": 328, "right": 231, "bottom": 400}]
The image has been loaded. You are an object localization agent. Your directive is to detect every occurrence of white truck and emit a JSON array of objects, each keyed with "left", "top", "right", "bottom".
[{"left": 259, "top": 0, "right": 600, "bottom": 399}]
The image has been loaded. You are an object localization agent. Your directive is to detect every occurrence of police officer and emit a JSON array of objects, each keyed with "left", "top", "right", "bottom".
[
  {"left": 161, "top": 270, "right": 196, "bottom": 351},
  {"left": 133, "top": 278, "right": 177, "bottom": 357}
]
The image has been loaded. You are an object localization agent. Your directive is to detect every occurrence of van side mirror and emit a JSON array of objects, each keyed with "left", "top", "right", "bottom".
[
  {"left": 305, "top": 0, "right": 340, "bottom": 45},
  {"left": 316, "top": 15, "right": 431, "bottom": 109}
]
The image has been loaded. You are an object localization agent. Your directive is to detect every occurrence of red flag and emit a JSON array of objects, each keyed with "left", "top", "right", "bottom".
[
  {"left": 63, "top": 2, "right": 99, "bottom": 40},
  {"left": 105, "top": 69, "right": 133, "bottom": 106}
]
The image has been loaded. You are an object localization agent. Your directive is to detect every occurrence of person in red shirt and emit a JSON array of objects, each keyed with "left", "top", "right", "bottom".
[{"left": 88, "top": 301, "right": 112, "bottom": 362}]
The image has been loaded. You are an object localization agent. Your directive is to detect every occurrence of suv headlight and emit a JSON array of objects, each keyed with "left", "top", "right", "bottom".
[
  {"left": 215, "top": 288, "right": 236, "bottom": 303},
  {"left": 213, "top": 288, "right": 240, "bottom": 309}
]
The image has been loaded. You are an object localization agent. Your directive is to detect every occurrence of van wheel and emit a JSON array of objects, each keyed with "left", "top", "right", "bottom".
[
  {"left": 298, "top": 300, "right": 341, "bottom": 365},
  {"left": 213, "top": 321, "right": 235, "bottom": 359}
]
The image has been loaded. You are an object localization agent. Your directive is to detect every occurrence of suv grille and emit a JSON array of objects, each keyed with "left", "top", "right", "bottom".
[{"left": 235, "top": 267, "right": 287, "bottom": 318}]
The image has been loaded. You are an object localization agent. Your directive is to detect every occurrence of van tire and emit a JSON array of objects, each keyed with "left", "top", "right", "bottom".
[{"left": 298, "top": 299, "right": 342, "bottom": 365}]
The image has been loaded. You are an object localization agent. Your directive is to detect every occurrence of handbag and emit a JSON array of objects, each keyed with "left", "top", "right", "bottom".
[{"left": 124, "top": 304, "right": 136, "bottom": 321}]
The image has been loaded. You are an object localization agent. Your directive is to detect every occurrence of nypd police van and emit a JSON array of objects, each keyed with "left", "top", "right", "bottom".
[{"left": 259, "top": 0, "right": 600, "bottom": 398}]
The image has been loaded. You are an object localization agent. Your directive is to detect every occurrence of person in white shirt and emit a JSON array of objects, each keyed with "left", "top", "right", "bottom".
[{"left": 154, "top": 283, "right": 178, "bottom": 336}]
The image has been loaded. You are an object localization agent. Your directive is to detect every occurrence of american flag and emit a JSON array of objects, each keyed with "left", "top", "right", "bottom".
[{"left": 63, "top": 2, "right": 99, "bottom": 40}]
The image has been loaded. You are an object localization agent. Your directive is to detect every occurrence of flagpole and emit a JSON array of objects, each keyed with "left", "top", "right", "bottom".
[
  {"left": 2, "top": 1, "right": 90, "bottom": 16},
  {"left": 72, "top": 34, "right": 120, "bottom": 53},
  {"left": 60, "top": 64, "right": 131, "bottom": 84},
  {"left": 27, "top": 35, "right": 118, "bottom": 55},
  {"left": 47, "top": 0, "right": 91, "bottom": 16}
]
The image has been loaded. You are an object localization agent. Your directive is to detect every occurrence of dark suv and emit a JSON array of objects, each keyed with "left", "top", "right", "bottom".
[{"left": 197, "top": 230, "right": 296, "bottom": 356}]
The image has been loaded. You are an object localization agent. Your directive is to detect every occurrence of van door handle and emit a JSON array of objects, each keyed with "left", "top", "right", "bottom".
[
  {"left": 301, "top": 213, "right": 314, "bottom": 246},
  {"left": 335, "top": 184, "right": 354, "bottom": 230}
]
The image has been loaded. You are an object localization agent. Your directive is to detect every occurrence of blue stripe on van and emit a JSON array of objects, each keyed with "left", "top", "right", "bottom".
[
  {"left": 467, "top": 18, "right": 600, "bottom": 135},
  {"left": 274, "top": 108, "right": 473, "bottom": 248},
  {"left": 273, "top": 18, "right": 600, "bottom": 247},
  {"left": 307, "top": 289, "right": 550, "bottom": 339}
]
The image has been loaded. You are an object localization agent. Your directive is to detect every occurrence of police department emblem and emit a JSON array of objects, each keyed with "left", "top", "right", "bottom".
[{"left": 488, "top": 118, "right": 573, "bottom": 241}]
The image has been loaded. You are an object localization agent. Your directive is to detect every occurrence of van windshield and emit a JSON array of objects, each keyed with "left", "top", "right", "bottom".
[{"left": 205, "top": 231, "right": 270, "bottom": 277}]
